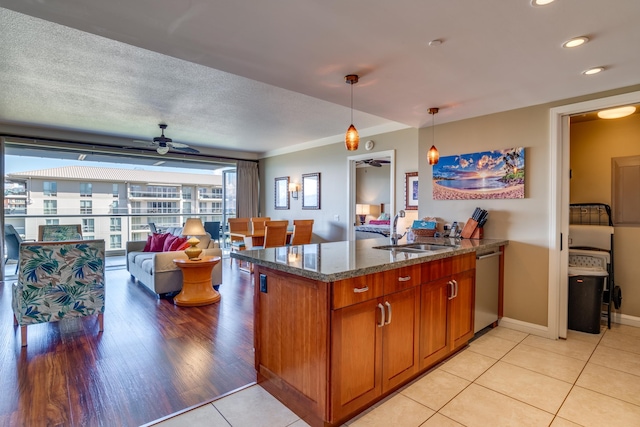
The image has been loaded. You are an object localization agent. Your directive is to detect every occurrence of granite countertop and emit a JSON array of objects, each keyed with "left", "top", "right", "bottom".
[{"left": 231, "top": 236, "right": 508, "bottom": 282}]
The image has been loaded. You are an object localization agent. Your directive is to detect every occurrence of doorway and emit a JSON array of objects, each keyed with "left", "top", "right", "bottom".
[
  {"left": 549, "top": 90, "right": 640, "bottom": 339},
  {"left": 347, "top": 150, "right": 395, "bottom": 240}
]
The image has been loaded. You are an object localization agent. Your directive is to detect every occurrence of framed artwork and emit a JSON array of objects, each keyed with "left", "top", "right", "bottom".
[
  {"left": 302, "top": 172, "right": 320, "bottom": 210},
  {"left": 405, "top": 172, "right": 419, "bottom": 210},
  {"left": 432, "top": 147, "right": 525, "bottom": 200},
  {"left": 274, "top": 176, "right": 289, "bottom": 209}
]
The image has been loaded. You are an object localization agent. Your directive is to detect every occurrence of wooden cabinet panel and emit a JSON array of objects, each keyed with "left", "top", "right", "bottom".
[
  {"left": 419, "top": 277, "right": 450, "bottom": 369},
  {"left": 331, "top": 299, "right": 382, "bottom": 421},
  {"left": 449, "top": 269, "right": 475, "bottom": 350},
  {"left": 333, "top": 273, "right": 383, "bottom": 309},
  {"left": 382, "top": 264, "right": 421, "bottom": 294},
  {"left": 382, "top": 287, "right": 420, "bottom": 391},
  {"left": 254, "top": 268, "right": 328, "bottom": 423}
]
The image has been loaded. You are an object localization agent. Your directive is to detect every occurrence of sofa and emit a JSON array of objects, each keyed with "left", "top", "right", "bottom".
[{"left": 126, "top": 227, "right": 222, "bottom": 297}]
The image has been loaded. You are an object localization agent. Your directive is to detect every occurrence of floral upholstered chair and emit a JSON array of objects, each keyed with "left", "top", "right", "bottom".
[
  {"left": 12, "top": 239, "right": 105, "bottom": 347},
  {"left": 38, "top": 224, "right": 83, "bottom": 241}
]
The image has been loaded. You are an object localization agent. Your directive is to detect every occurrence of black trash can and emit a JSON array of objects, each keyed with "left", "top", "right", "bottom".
[{"left": 568, "top": 273, "right": 606, "bottom": 334}]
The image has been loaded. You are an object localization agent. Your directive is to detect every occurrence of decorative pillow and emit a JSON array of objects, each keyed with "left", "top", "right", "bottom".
[
  {"left": 142, "top": 235, "right": 153, "bottom": 252},
  {"left": 163, "top": 234, "right": 180, "bottom": 252},
  {"left": 377, "top": 213, "right": 390, "bottom": 220},
  {"left": 168, "top": 236, "right": 188, "bottom": 251},
  {"left": 369, "top": 219, "right": 390, "bottom": 225},
  {"left": 176, "top": 241, "right": 191, "bottom": 251},
  {"left": 149, "top": 233, "right": 170, "bottom": 252}
]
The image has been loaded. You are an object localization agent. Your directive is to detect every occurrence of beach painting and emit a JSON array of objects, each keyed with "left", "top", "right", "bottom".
[{"left": 433, "top": 147, "right": 525, "bottom": 200}]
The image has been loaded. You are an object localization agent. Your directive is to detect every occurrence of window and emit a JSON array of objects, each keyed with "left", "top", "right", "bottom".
[
  {"left": 131, "top": 201, "right": 142, "bottom": 214},
  {"left": 80, "top": 200, "right": 92, "bottom": 214},
  {"left": 43, "top": 181, "right": 57, "bottom": 197},
  {"left": 110, "top": 235, "right": 122, "bottom": 249},
  {"left": 45, "top": 219, "right": 59, "bottom": 225},
  {"left": 83, "top": 235, "right": 95, "bottom": 240},
  {"left": 183, "top": 201, "right": 192, "bottom": 214},
  {"left": 112, "top": 183, "right": 119, "bottom": 197},
  {"left": 44, "top": 200, "right": 57, "bottom": 214},
  {"left": 199, "top": 202, "right": 207, "bottom": 213},
  {"left": 183, "top": 186, "right": 193, "bottom": 200},
  {"left": 146, "top": 201, "right": 178, "bottom": 213},
  {"left": 80, "top": 182, "right": 92, "bottom": 197},
  {"left": 83, "top": 218, "right": 95, "bottom": 233},
  {"left": 212, "top": 201, "right": 222, "bottom": 213},
  {"left": 212, "top": 187, "right": 223, "bottom": 198},
  {"left": 110, "top": 217, "right": 121, "bottom": 232}
]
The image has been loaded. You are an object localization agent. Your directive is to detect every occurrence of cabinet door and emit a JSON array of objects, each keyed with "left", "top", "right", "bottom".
[
  {"left": 382, "top": 287, "right": 420, "bottom": 391},
  {"left": 331, "top": 298, "right": 383, "bottom": 421},
  {"left": 449, "top": 269, "right": 475, "bottom": 350},
  {"left": 419, "top": 277, "right": 451, "bottom": 369}
]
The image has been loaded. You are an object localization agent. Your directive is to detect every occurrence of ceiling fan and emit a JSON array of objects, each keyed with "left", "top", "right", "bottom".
[
  {"left": 134, "top": 124, "right": 200, "bottom": 155},
  {"left": 356, "top": 158, "right": 391, "bottom": 167}
]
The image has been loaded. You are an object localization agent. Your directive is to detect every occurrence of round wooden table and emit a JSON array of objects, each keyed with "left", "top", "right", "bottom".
[{"left": 173, "top": 256, "right": 221, "bottom": 306}]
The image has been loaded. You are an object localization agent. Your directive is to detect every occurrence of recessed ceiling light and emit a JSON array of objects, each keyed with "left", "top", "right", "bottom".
[
  {"left": 583, "top": 67, "right": 604, "bottom": 75},
  {"left": 531, "top": 0, "right": 555, "bottom": 6},
  {"left": 562, "top": 36, "right": 588, "bottom": 48},
  {"left": 597, "top": 106, "right": 636, "bottom": 119},
  {"left": 77, "top": 154, "right": 87, "bottom": 161},
  {"left": 153, "top": 160, "right": 166, "bottom": 166}
]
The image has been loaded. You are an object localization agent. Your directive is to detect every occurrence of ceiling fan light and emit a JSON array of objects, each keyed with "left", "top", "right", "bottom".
[
  {"left": 345, "top": 124, "right": 359, "bottom": 151},
  {"left": 428, "top": 145, "right": 439, "bottom": 165},
  {"left": 156, "top": 145, "right": 170, "bottom": 155}
]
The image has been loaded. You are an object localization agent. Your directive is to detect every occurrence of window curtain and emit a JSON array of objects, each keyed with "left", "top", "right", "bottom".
[
  {"left": 236, "top": 160, "right": 259, "bottom": 218},
  {"left": 1, "top": 137, "right": 6, "bottom": 282}
]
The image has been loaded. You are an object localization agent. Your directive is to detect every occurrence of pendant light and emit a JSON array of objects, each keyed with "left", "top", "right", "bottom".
[
  {"left": 427, "top": 107, "right": 440, "bottom": 165},
  {"left": 345, "top": 74, "right": 359, "bottom": 151}
]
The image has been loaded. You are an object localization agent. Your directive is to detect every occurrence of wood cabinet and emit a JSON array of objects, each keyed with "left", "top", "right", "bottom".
[
  {"left": 419, "top": 254, "right": 476, "bottom": 370},
  {"left": 254, "top": 252, "right": 476, "bottom": 427}
]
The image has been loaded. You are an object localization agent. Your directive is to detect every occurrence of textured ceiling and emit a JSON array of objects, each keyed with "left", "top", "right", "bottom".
[{"left": 0, "top": 1, "right": 639, "bottom": 157}]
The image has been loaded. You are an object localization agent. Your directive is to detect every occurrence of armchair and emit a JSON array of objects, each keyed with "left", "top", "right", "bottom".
[
  {"left": 38, "top": 224, "right": 83, "bottom": 241},
  {"left": 12, "top": 239, "right": 105, "bottom": 346}
]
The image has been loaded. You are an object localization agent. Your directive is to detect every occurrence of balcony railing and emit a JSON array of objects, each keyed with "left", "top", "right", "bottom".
[{"left": 129, "top": 191, "right": 180, "bottom": 199}]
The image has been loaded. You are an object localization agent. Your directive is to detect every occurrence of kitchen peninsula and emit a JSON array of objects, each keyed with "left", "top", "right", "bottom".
[{"left": 232, "top": 237, "right": 508, "bottom": 427}]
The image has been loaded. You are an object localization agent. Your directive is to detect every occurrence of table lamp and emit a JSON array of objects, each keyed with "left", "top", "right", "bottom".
[
  {"left": 356, "top": 204, "right": 370, "bottom": 225},
  {"left": 182, "top": 218, "right": 206, "bottom": 260}
]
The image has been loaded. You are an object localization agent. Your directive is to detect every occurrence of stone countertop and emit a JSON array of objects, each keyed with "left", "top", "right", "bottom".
[{"left": 231, "top": 236, "right": 508, "bottom": 282}]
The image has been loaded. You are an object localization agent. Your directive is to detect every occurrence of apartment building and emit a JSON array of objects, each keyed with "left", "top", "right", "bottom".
[{"left": 4, "top": 166, "right": 225, "bottom": 252}]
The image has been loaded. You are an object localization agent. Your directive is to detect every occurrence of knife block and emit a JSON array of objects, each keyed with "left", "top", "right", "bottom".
[
  {"left": 460, "top": 218, "right": 478, "bottom": 239},
  {"left": 471, "top": 226, "right": 483, "bottom": 239}
]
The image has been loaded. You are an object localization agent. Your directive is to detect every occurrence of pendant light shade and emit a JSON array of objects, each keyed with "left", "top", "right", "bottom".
[
  {"left": 345, "top": 74, "right": 359, "bottom": 151},
  {"left": 428, "top": 107, "right": 440, "bottom": 165}
]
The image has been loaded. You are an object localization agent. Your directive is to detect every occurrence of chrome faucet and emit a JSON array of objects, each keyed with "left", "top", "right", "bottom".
[{"left": 390, "top": 209, "right": 406, "bottom": 245}]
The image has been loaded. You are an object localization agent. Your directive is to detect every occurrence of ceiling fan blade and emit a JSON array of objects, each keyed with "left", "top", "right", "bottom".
[
  {"left": 172, "top": 146, "right": 200, "bottom": 154},
  {"left": 169, "top": 142, "right": 189, "bottom": 148}
]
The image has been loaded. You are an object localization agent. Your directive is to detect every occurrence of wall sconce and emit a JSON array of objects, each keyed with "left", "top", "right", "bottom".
[
  {"left": 289, "top": 182, "right": 300, "bottom": 199},
  {"left": 356, "top": 204, "right": 371, "bottom": 225}
]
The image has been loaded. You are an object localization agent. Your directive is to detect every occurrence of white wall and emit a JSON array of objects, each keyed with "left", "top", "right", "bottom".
[{"left": 260, "top": 128, "right": 419, "bottom": 242}]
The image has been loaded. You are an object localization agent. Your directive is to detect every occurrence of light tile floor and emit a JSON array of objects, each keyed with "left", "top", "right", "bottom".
[{"left": 147, "top": 324, "right": 640, "bottom": 427}]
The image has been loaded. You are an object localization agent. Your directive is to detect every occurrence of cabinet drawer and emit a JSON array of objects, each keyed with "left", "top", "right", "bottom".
[
  {"left": 333, "top": 274, "right": 383, "bottom": 309},
  {"left": 423, "top": 252, "right": 475, "bottom": 282},
  {"left": 383, "top": 264, "right": 421, "bottom": 294}
]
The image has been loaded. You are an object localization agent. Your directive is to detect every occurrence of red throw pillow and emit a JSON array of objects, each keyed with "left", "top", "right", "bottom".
[
  {"left": 149, "top": 233, "right": 170, "bottom": 252},
  {"left": 163, "top": 234, "right": 180, "bottom": 252},
  {"left": 142, "top": 234, "right": 153, "bottom": 252},
  {"left": 176, "top": 241, "right": 191, "bottom": 251},
  {"left": 168, "top": 236, "right": 188, "bottom": 251}
]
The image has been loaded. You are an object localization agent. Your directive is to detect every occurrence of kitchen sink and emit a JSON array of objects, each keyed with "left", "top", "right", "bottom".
[{"left": 373, "top": 242, "right": 457, "bottom": 253}]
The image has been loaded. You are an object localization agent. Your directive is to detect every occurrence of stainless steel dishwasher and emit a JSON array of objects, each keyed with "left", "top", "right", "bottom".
[{"left": 475, "top": 249, "right": 502, "bottom": 333}]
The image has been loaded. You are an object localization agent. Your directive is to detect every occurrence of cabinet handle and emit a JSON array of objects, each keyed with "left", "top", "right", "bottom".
[
  {"left": 384, "top": 301, "right": 392, "bottom": 325},
  {"left": 377, "top": 303, "right": 385, "bottom": 327},
  {"left": 398, "top": 276, "right": 411, "bottom": 282},
  {"left": 453, "top": 279, "right": 459, "bottom": 298},
  {"left": 353, "top": 286, "right": 369, "bottom": 293},
  {"left": 447, "top": 280, "right": 455, "bottom": 300}
]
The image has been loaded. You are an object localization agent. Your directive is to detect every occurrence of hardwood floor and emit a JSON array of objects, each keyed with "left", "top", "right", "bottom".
[{"left": 0, "top": 259, "right": 256, "bottom": 426}]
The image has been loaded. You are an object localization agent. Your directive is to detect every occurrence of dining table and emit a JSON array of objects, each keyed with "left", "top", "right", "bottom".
[{"left": 229, "top": 228, "right": 293, "bottom": 249}]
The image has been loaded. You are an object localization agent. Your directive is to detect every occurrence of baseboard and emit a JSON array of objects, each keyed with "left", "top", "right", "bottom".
[
  {"left": 498, "top": 317, "right": 553, "bottom": 339},
  {"left": 611, "top": 312, "right": 640, "bottom": 328}
]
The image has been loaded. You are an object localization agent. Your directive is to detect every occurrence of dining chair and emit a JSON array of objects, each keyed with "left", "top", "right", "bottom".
[
  {"left": 293, "top": 219, "right": 314, "bottom": 226},
  {"left": 228, "top": 218, "right": 250, "bottom": 268},
  {"left": 290, "top": 222, "right": 313, "bottom": 245},
  {"left": 250, "top": 217, "right": 271, "bottom": 234},
  {"left": 262, "top": 221, "right": 289, "bottom": 248}
]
